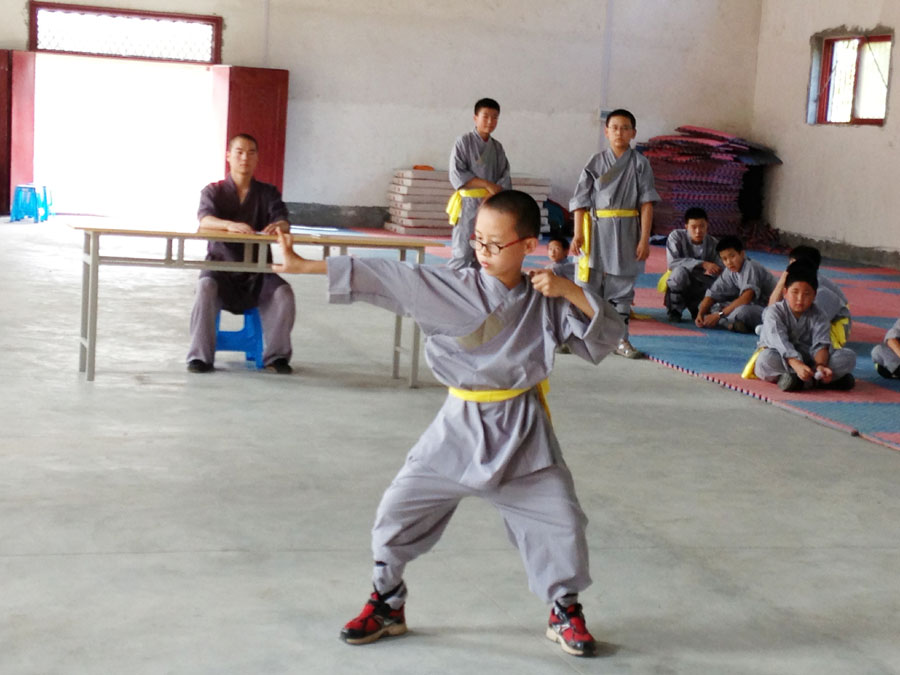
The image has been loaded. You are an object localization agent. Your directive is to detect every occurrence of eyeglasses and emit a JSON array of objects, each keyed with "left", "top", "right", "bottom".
[{"left": 468, "top": 236, "right": 529, "bottom": 255}]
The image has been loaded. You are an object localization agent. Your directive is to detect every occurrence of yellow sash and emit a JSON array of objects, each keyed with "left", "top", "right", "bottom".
[
  {"left": 741, "top": 346, "right": 764, "bottom": 380},
  {"left": 446, "top": 188, "right": 490, "bottom": 225},
  {"left": 577, "top": 208, "right": 640, "bottom": 282},
  {"left": 830, "top": 317, "right": 850, "bottom": 349},
  {"left": 656, "top": 269, "right": 672, "bottom": 293},
  {"left": 448, "top": 378, "right": 551, "bottom": 423}
]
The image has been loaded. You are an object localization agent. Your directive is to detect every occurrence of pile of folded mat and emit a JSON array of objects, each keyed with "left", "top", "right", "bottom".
[
  {"left": 385, "top": 168, "right": 551, "bottom": 235},
  {"left": 638, "top": 125, "right": 782, "bottom": 238}
]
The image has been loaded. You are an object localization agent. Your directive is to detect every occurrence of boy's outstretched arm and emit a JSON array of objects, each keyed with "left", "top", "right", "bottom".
[
  {"left": 272, "top": 231, "right": 328, "bottom": 274},
  {"left": 530, "top": 270, "right": 594, "bottom": 318}
]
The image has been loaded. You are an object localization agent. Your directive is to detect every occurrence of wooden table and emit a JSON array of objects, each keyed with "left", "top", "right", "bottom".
[{"left": 72, "top": 224, "right": 444, "bottom": 384}]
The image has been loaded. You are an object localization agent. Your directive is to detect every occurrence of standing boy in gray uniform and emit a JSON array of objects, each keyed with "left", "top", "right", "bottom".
[
  {"left": 872, "top": 318, "right": 900, "bottom": 379},
  {"left": 187, "top": 133, "right": 295, "bottom": 374},
  {"left": 570, "top": 108, "right": 660, "bottom": 358},
  {"left": 447, "top": 98, "right": 512, "bottom": 270},
  {"left": 274, "top": 190, "right": 626, "bottom": 658},
  {"left": 695, "top": 235, "right": 776, "bottom": 334},
  {"left": 754, "top": 262, "right": 856, "bottom": 391},
  {"left": 664, "top": 207, "right": 722, "bottom": 322}
]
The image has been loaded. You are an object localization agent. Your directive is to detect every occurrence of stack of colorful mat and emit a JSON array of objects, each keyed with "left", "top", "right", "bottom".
[{"left": 638, "top": 126, "right": 782, "bottom": 238}]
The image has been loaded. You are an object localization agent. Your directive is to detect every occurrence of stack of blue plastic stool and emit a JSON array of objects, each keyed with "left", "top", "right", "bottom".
[
  {"left": 215, "top": 308, "right": 264, "bottom": 369},
  {"left": 10, "top": 184, "right": 52, "bottom": 222}
]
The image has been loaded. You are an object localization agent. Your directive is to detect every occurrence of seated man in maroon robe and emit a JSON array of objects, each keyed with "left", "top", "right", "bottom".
[{"left": 186, "top": 133, "right": 295, "bottom": 374}]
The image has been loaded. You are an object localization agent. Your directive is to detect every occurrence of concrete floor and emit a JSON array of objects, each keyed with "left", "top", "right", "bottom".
[{"left": 2, "top": 219, "right": 900, "bottom": 675}]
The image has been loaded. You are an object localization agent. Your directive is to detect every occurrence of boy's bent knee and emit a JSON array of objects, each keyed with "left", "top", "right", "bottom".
[{"left": 196, "top": 276, "right": 218, "bottom": 298}]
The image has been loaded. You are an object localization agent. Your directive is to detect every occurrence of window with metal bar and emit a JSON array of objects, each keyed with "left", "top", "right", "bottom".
[
  {"left": 812, "top": 34, "right": 892, "bottom": 126},
  {"left": 29, "top": 1, "right": 222, "bottom": 64}
]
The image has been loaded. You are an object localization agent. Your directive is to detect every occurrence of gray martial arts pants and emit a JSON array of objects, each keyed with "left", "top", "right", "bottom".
[
  {"left": 711, "top": 301, "right": 766, "bottom": 330},
  {"left": 666, "top": 266, "right": 714, "bottom": 316},
  {"left": 872, "top": 343, "right": 900, "bottom": 373},
  {"left": 754, "top": 346, "right": 857, "bottom": 382},
  {"left": 579, "top": 269, "right": 634, "bottom": 326},
  {"left": 370, "top": 459, "right": 591, "bottom": 606},
  {"left": 447, "top": 200, "right": 481, "bottom": 271},
  {"left": 187, "top": 276, "right": 295, "bottom": 366}
]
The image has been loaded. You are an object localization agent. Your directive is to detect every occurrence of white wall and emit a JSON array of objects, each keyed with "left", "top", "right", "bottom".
[
  {"left": 753, "top": 0, "right": 900, "bottom": 253},
  {"left": 4, "top": 1, "right": 763, "bottom": 210},
  {"left": 270, "top": 0, "right": 762, "bottom": 207}
]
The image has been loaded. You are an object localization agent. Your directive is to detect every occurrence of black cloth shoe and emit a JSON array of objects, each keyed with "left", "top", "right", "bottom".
[
  {"left": 666, "top": 309, "right": 683, "bottom": 323},
  {"left": 875, "top": 364, "right": 896, "bottom": 379},
  {"left": 778, "top": 372, "right": 804, "bottom": 392},
  {"left": 265, "top": 358, "right": 292, "bottom": 375},
  {"left": 829, "top": 373, "right": 855, "bottom": 391},
  {"left": 187, "top": 359, "right": 213, "bottom": 373}
]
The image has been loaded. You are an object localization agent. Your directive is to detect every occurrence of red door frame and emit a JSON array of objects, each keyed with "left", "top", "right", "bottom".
[
  {"left": 8, "top": 51, "right": 36, "bottom": 211},
  {"left": 213, "top": 65, "right": 289, "bottom": 191},
  {"left": 5, "top": 55, "right": 289, "bottom": 212},
  {"left": 0, "top": 51, "right": 11, "bottom": 214}
]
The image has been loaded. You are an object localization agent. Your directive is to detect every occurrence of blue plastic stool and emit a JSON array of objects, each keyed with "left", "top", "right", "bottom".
[
  {"left": 215, "top": 308, "right": 264, "bottom": 369},
  {"left": 10, "top": 184, "right": 51, "bottom": 222}
]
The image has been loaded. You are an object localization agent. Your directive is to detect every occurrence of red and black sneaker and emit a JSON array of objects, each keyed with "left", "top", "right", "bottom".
[
  {"left": 546, "top": 602, "right": 597, "bottom": 657},
  {"left": 340, "top": 591, "right": 407, "bottom": 645}
]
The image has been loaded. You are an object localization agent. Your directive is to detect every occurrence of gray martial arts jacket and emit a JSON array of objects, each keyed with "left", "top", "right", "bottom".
[{"left": 327, "top": 257, "right": 625, "bottom": 488}]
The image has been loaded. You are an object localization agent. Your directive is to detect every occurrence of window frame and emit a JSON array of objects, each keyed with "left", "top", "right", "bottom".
[
  {"left": 815, "top": 33, "right": 892, "bottom": 126},
  {"left": 28, "top": 1, "right": 223, "bottom": 65}
]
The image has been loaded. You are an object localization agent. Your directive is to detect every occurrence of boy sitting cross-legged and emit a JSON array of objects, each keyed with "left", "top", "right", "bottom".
[
  {"left": 695, "top": 235, "right": 776, "bottom": 334},
  {"left": 754, "top": 261, "right": 856, "bottom": 391}
]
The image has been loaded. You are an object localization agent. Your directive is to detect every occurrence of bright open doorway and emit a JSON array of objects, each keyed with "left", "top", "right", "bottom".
[{"left": 33, "top": 52, "right": 224, "bottom": 226}]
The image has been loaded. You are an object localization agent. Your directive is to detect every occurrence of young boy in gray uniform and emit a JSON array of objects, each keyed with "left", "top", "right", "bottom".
[
  {"left": 447, "top": 98, "right": 512, "bottom": 270},
  {"left": 754, "top": 262, "right": 856, "bottom": 391},
  {"left": 570, "top": 108, "right": 660, "bottom": 358},
  {"left": 274, "top": 190, "right": 626, "bottom": 658},
  {"left": 695, "top": 235, "right": 776, "bottom": 333},
  {"left": 872, "top": 318, "right": 900, "bottom": 379},
  {"left": 546, "top": 235, "right": 576, "bottom": 280},
  {"left": 767, "top": 245, "right": 852, "bottom": 343},
  {"left": 664, "top": 207, "right": 722, "bottom": 322}
]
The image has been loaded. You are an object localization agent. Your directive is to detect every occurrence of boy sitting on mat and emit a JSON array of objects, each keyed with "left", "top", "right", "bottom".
[
  {"left": 754, "top": 261, "right": 856, "bottom": 392},
  {"left": 872, "top": 317, "right": 900, "bottom": 380},
  {"left": 767, "top": 245, "right": 852, "bottom": 346},
  {"left": 546, "top": 234, "right": 575, "bottom": 281},
  {"left": 695, "top": 235, "right": 775, "bottom": 334},
  {"left": 273, "top": 190, "right": 626, "bottom": 658},
  {"left": 663, "top": 206, "right": 722, "bottom": 322}
]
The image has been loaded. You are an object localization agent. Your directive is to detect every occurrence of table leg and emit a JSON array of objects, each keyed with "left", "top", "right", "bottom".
[
  {"left": 78, "top": 231, "right": 90, "bottom": 372},
  {"left": 86, "top": 231, "right": 100, "bottom": 381},
  {"left": 409, "top": 248, "right": 424, "bottom": 388},
  {"left": 392, "top": 248, "right": 406, "bottom": 380}
]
